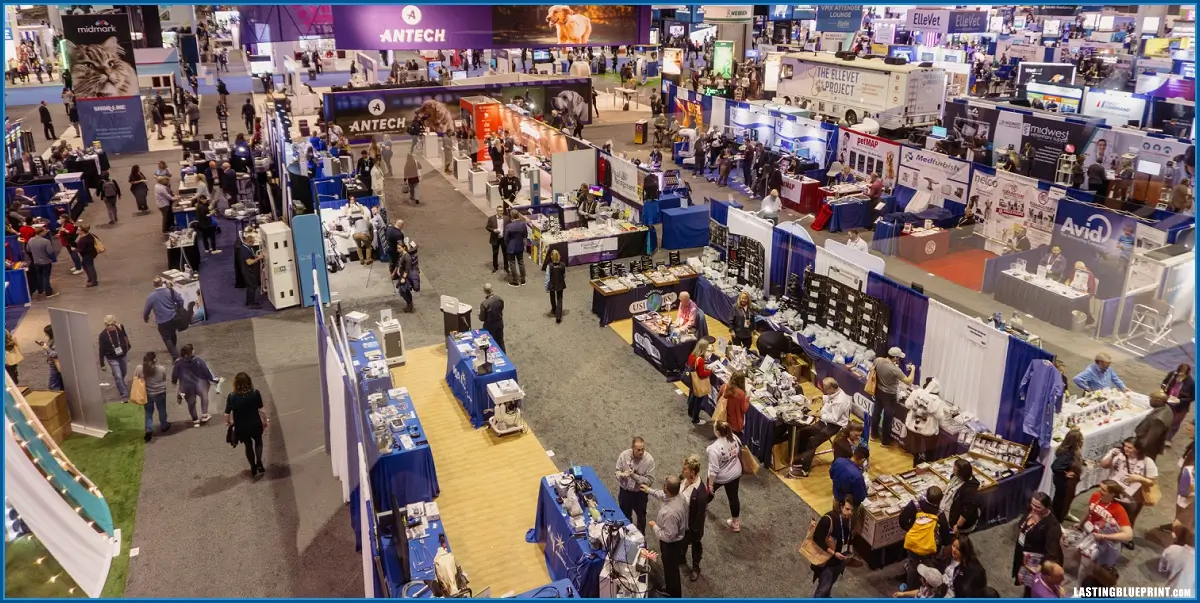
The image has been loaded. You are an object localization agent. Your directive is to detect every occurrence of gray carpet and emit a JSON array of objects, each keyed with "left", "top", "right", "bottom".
[{"left": 4, "top": 73, "right": 1188, "bottom": 596}]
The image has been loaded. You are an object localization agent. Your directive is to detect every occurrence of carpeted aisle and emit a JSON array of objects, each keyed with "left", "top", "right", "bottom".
[{"left": 195, "top": 217, "right": 276, "bottom": 325}]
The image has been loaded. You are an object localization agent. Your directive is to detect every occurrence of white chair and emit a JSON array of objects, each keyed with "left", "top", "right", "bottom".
[{"left": 1114, "top": 299, "right": 1179, "bottom": 355}]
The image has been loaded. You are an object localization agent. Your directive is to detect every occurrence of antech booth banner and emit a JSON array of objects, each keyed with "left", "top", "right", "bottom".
[
  {"left": 332, "top": 5, "right": 652, "bottom": 50},
  {"left": 836, "top": 128, "right": 899, "bottom": 188}
]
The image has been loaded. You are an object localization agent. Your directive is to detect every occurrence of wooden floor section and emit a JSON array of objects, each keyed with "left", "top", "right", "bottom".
[
  {"left": 390, "top": 344, "right": 554, "bottom": 596},
  {"left": 608, "top": 318, "right": 915, "bottom": 515}
]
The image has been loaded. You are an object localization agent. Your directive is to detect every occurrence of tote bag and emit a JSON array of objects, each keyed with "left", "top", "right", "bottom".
[
  {"left": 129, "top": 376, "right": 147, "bottom": 405},
  {"left": 711, "top": 385, "right": 729, "bottom": 424},
  {"left": 799, "top": 517, "right": 833, "bottom": 566},
  {"left": 689, "top": 357, "right": 711, "bottom": 397},
  {"left": 864, "top": 366, "right": 877, "bottom": 397}
]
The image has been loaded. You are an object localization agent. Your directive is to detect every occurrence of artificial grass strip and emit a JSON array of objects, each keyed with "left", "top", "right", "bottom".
[{"left": 4, "top": 403, "right": 145, "bottom": 598}]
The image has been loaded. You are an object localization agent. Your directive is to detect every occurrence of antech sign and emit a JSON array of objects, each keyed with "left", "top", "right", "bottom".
[{"left": 701, "top": 5, "right": 753, "bottom": 23}]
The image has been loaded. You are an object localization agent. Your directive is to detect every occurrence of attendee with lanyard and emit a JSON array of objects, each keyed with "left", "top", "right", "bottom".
[
  {"left": 942, "top": 458, "right": 981, "bottom": 536},
  {"left": 615, "top": 436, "right": 655, "bottom": 534},
  {"left": 846, "top": 230, "right": 869, "bottom": 253},
  {"left": 943, "top": 535, "right": 988, "bottom": 598},
  {"left": 1028, "top": 561, "right": 1066, "bottom": 598},
  {"left": 1099, "top": 437, "right": 1158, "bottom": 545},
  {"left": 1076, "top": 480, "right": 1134, "bottom": 581},
  {"left": 646, "top": 475, "right": 687, "bottom": 598},
  {"left": 729, "top": 292, "right": 754, "bottom": 349},
  {"left": 809, "top": 495, "right": 856, "bottom": 597},
  {"left": 97, "top": 314, "right": 133, "bottom": 401},
  {"left": 1162, "top": 364, "right": 1195, "bottom": 443},
  {"left": 673, "top": 291, "right": 699, "bottom": 331},
  {"left": 793, "top": 378, "right": 853, "bottom": 477},
  {"left": 1011, "top": 493, "right": 1063, "bottom": 597}
]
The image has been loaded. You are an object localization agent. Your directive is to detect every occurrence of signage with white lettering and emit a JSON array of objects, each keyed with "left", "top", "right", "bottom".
[
  {"left": 835, "top": 127, "right": 901, "bottom": 188},
  {"left": 1081, "top": 88, "right": 1147, "bottom": 125},
  {"left": 897, "top": 146, "right": 970, "bottom": 205},
  {"left": 815, "top": 5, "right": 863, "bottom": 33},
  {"left": 781, "top": 59, "right": 890, "bottom": 111},
  {"left": 907, "top": 9, "right": 948, "bottom": 34}
]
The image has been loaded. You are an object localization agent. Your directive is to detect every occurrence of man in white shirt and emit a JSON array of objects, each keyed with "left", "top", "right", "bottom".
[
  {"left": 846, "top": 230, "right": 870, "bottom": 253},
  {"left": 758, "top": 189, "right": 781, "bottom": 225},
  {"left": 793, "top": 378, "right": 854, "bottom": 476}
]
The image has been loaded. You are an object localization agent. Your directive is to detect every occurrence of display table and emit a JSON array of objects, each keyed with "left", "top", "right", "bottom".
[
  {"left": 5, "top": 268, "right": 30, "bottom": 306},
  {"left": 660, "top": 205, "right": 710, "bottom": 250},
  {"left": 515, "top": 579, "right": 579, "bottom": 598},
  {"left": 368, "top": 389, "right": 440, "bottom": 509},
  {"left": 378, "top": 510, "right": 450, "bottom": 597},
  {"left": 700, "top": 373, "right": 787, "bottom": 466},
  {"left": 781, "top": 174, "right": 822, "bottom": 214},
  {"left": 166, "top": 233, "right": 202, "bottom": 272},
  {"left": 540, "top": 229, "right": 650, "bottom": 266},
  {"left": 631, "top": 318, "right": 694, "bottom": 381},
  {"left": 826, "top": 197, "right": 873, "bottom": 233},
  {"left": 525, "top": 466, "right": 630, "bottom": 599},
  {"left": 445, "top": 330, "right": 518, "bottom": 428},
  {"left": 346, "top": 332, "right": 394, "bottom": 401},
  {"left": 590, "top": 277, "right": 696, "bottom": 327},
  {"left": 992, "top": 269, "right": 1091, "bottom": 330},
  {"left": 1036, "top": 396, "right": 1153, "bottom": 498},
  {"left": 692, "top": 276, "right": 737, "bottom": 326},
  {"left": 641, "top": 193, "right": 684, "bottom": 226},
  {"left": 173, "top": 207, "right": 198, "bottom": 230},
  {"left": 897, "top": 228, "right": 951, "bottom": 263}
]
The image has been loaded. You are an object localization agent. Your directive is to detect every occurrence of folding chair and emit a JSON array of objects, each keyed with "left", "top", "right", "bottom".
[{"left": 1114, "top": 299, "right": 1179, "bottom": 356}]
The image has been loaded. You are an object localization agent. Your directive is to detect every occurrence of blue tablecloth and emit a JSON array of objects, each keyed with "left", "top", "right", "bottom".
[
  {"left": 445, "top": 330, "right": 518, "bottom": 428},
  {"left": 643, "top": 193, "right": 685, "bottom": 226},
  {"left": 5, "top": 269, "right": 30, "bottom": 307},
  {"left": 827, "top": 199, "right": 872, "bottom": 233},
  {"left": 660, "top": 205, "right": 710, "bottom": 250},
  {"left": 871, "top": 219, "right": 902, "bottom": 257},
  {"left": 692, "top": 276, "right": 735, "bottom": 326},
  {"left": 174, "top": 208, "right": 197, "bottom": 230},
  {"left": 590, "top": 277, "right": 696, "bottom": 327},
  {"left": 346, "top": 333, "right": 393, "bottom": 402},
  {"left": 525, "top": 466, "right": 629, "bottom": 599},
  {"left": 631, "top": 318, "right": 694, "bottom": 381},
  {"left": 516, "top": 579, "right": 580, "bottom": 598},
  {"left": 368, "top": 390, "right": 440, "bottom": 512},
  {"left": 5, "top": 235, "right": 22, "bottom": 262},
  {"left": 379, "top": 513, "right": 449, "bottom": 596}
]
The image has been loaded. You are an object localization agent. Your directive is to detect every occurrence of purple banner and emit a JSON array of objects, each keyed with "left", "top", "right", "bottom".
[
  {"left": 239, "top": 6, "right": 333, "bottom": 44},
  {"left": 332, "top": 4, "right": 651, "bottom": 50}
]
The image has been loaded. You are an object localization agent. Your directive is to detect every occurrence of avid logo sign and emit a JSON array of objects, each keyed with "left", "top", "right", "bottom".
[{"left": 1060, "top": 214, "right": 1113, "bottom": 245}]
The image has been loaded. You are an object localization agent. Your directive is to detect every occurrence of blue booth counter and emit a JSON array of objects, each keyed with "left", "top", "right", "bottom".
[
  {"left": 445, "top": 330, "right": 518, "bottom": 428},
  {"left": 660, "top": 204, "right": 710, "bottom": 249}
]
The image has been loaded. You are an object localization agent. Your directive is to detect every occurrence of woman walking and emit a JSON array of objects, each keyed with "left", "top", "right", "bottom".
[
  {"left": 403, "top": 153, "right": 421, "bottom": 204},
  {"left": 97, "top": 315, "right": 131, "bottom": 400},
  {"left": 133, "top": 351, "right": 170, "bottom": 441},
  {"left": 225, "top": 372, "right": 269, "bottom": 476},
  {"left": 706, "top": 421, "right": 744, "bottom": 533},
  {"left": 75, "top": 223, "right": 100, "bottom": 287},
  {"left": 194, "top": 195, "right": 219, "bottom": 254},
  {"left": 5, "top": 330, "right": 23, "bottom": 383},
  {"left": 1162, "top": 364, "right": 1194, "bottom": 443},
  {"left": 720, "top": 370, "right": 749, "bottom": 442},
  {"left": 170, "top": 344, "right": 221, "bottom": 428},
  {"left": 155, "top": 176, "right": 176, "bottom": 234},
  {"left": 57, "top": 213, "right": 82, "bottom": 275},
  {"left": 129, "top": 165, "right": 150, "bottom": 213},
  {"left": 544, "top": 249, "right": 567, "bottom": 323},
  {"left": 685, "top": 339, "right": 713, "bottom": 426},
  {"left": 1011, "top": 492, "right": 1062, "bottom": 597},
  {"left": 381, "top": 134, "right": 395, "bottom": 177},
  {"left": 1077, "top": 480, "right": 1134, "bottom": 581},
  {"left": 1051, "top": 428, "right": 1084, "bottom": 522}
]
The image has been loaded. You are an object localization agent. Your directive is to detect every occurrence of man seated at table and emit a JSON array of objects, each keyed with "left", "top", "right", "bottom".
[
  {"left": 757, "top": 189, "right": 781, "bottom": 225},
  {"left": 1041, "top": 245, "right": 1067, "bottom": 281},
  {"left": 835, "top": 165, "right": 856, "bottom": 185},
  {"left": 866, "top": 173, "right": 884, "bottom": 201},
  {"left": 8, "top": 188, "right": 34, "bottom": 222},
  {"left": 673, "top": 291, "right": 699, "bottom": 332},
  {"left": 792, "top": 378, "right": 854, "bottom": 477},
  {"left": 1073, "top": 352, "right": 1128, "bottom": 393},
  {"left": 846, "top": 230, "right": 869, "bottom": 254}
]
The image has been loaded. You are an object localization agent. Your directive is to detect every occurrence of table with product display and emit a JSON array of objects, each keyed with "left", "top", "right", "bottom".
[
  {"left": 589, "top": 271, "right": 698, "bottom": 327},
  {"left": 992, "top": 269, "right": 1092, "bottom": 330},
  {"left": 825, "top": 196, "right": 873, "bottom": 233},
  {"left": 379, "top": 509, "right": 451, "bottom": 597},
  {"left": 535, "top": 224, "right": 651, "bottom": 267},
  {"left": 346, "top": 331, "right": 394, "bottom": 401},
  {"left": 445, "top": 330, "right": 518, "bottom": 428},
  {"left": 691, "top": 276, "right": 738, "bottom": 326},
  {"left": 630, "top": 313, "right": 696, "bottom": 381},
  {"left": 1036, "top": 391, "right": 1152, "bottom": 498},
  {"left": 525, "top": 465, "right": 631, "bottom": 598},
  {"left": 165, "top": 230, "right": 202, "bottom": 272},
  {"left": 366, "top": 388, "right": 440, "bottom": 510}
]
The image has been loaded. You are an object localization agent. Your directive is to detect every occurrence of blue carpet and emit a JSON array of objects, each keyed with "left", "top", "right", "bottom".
[
  {"left": 1138, "top": 342, "right": 1196, "bottom": 373},
  {"left": 195, "top": 217, "right": 276, "bottom": 325},
  {"left": 4, "top": 305, "right": 29, "bottom": 332}
]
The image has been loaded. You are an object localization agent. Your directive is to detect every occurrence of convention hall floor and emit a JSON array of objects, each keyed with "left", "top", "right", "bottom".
[{"left": 4, "top": 56, "right": 1190, "bottom": 597}]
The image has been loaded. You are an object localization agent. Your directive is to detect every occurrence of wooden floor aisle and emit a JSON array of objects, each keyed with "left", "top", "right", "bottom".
[
  {"left": 390, "top": 345, "right": 554, "bottom": 596},
  {"left": 608, "top": 317, "right": 915, "bottom": 515}
]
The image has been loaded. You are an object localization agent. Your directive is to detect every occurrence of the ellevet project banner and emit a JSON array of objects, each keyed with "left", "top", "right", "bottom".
[{"left": 332, "top": 4, "right": 651, "bottom": 50}]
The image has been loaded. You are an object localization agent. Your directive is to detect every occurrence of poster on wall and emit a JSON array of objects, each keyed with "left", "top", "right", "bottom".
[
  {"left": 836, "top": 127, "right": 900, "bottom": 188},
  {"left": 897, "top": 146, "right": 970, "bottom": 204},
  {"left": 815, "top": 5, "right": 863, "bottom": 33},
  {"left": 662, "top": 48, "right": 683, "bottom": 75},
  {"left": 1081, "top": 88, "right": 1147, "bottom": 126},
  {"left": 332, "top": 5, "right": 651, "bottom": 50},
  {"left": 1015, "top": 62, "right": 1077, "bottom": 86},
  {"left": 712, "top": 40, "right": 734, "bottom": 78},
  {"left": 61, "top": 13, "right": 148, "bottom": 154},
  {"left": 1051, "top": 197, "right": 1142, "bottom": 298}
]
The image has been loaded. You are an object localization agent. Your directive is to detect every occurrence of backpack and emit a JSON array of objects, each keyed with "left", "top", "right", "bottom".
[
  {"left": 904, "top": 511, "right": 940, "bottom": 556},
  {"left": 102, "top": 179, "right": 118, "bottom": 198}
]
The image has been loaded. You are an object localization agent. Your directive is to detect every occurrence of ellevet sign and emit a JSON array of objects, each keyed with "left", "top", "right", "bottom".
[{"left": 907, "top": 9, "right": 988, "bottom": 34}]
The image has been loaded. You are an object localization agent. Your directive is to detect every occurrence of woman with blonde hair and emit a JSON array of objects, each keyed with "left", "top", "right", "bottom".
[
  {"left": 225, "top": 372, "right": 269, "bottom": 476},
  {"left": 707, "top": 421, "right": 744, "bottom": 532},
  {"left": 544, "top": 249, "right": 567, "bottom": 323},
  {"left": 730, "top": 291, "right": 754, "bottom": 348},
  {"left": 686, "top": 339, "right": 713, "bottom": 426}
]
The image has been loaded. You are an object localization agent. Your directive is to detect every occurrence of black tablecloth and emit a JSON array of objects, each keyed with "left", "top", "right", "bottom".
[
  {"left": 991, "top": 271, "right": 1090, "bottom": 330},
  {"left": 590, "top": 277, "right": 697, "bottom": 326},
  {"left": 64, "top": 153, "right": 109, "bottom": 190},
  {"left": 548, "top": 230, "right": 650, "bottom": 267},
  {"left": 167, "top": 241, "right": 202, "bottom": 272},
  {"left": 631, "top": 318, "right": 693, "bottom": 381}
]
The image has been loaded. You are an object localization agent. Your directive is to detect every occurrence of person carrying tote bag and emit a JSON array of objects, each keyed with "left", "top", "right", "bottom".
[{"left": 686, "top": 339, "right": 713, "bottom": 425}]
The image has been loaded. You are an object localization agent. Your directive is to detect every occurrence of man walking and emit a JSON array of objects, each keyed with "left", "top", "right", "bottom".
[
  {"left": 27, "top": 226, "right": 59, "bottom": 299},
  {"left": 68, "top": 102, "right": 80, "bottom": 138},
  {"left": 143, "top": 278, "right": 183, "bottom": 360},
  {"left": 503, "top": 210, "right": 528, "bottom": 287},
  {"left": 186, "top": 98, "right": 201, "bottom": 137},
  {"left": 220, "top": 162, "right": 238, "bottom": 206},
  {"left": 616, "top": 436, "right": 656, "bottom": 534},
  {"left": 150, "top": 102, "right": 165, "bottom": 140},
  {"left": 97, "top": 171, "right": 122, "bottom": 225},
  {"left": 648, "top": 475, "right": 688, "bottom": 598},
  {"left": 216, "top": 78, "right": 229, "bottom": 106},
  {"left": 38, "top": 100, "right": 55, "bottom": 140},
  {"left": 478, "top": 283, "right": 506, "bottom": 352},
  {"left": 486, "top": 205, "right": 509, "bottom": 274},
  {"left": 241, "top": 98, "right": 256, "bottom": 134}
]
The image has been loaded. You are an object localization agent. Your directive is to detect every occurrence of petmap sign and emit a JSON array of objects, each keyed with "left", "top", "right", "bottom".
[{"left": 836, "top": 128, "right": 900, "bottom": 188}]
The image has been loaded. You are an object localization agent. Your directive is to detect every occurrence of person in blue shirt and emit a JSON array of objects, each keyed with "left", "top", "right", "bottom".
[
  {"left": 830, "top": 446, "right": 869, "bottom": 508},
  {"left": 1072, "top": 352, "right": 1128, "bottom": 393},
  {"left": 836, "top": 165, "right": 857, "bottom": 185},
  {"left": 1116, "top": 224, "right": 1135, "bottom": 263},
  {"left": 143, "top": 279, "right": 185, "bottom": 361}
]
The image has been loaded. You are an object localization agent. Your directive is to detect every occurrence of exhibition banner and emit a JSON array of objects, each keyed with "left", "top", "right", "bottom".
[
  {"left": 836, "top": 127, "right": 900, "bottom": 189},
  {"left": 984, "top": 107, "right": 1097, "bottom": 183},
  {"left": 603, "top": 153, "right": 642, "bottom": 203},
  {"left": 943, "top": 101, "right": 1000, "bottom": 165},
  {"left": 1051, "top": 198, "right": 1141, "bottom": 298},
  {"left": 775, "top": 115, "right": 830, "bottom": 165},
  {"left": 1015, "top": 62, "right": 1077, "bottom": 86},
  {"left": 1134, "top": 73, "right": 1196, "bottom": 101},
  {"left": 238, "top": 5, "right": 334, "bottom": 44},
  {"left": 61, "top": 13, "right": 139, "bottom": 100},
  {"left": 947, "top": 10, "right": 988, "bottom": 34},
  {"left": 729, "top": 102, "right": 775, "bottom": 146},
  {"left": 995, "top": 40, "right": 1045, "bottom": 64},
  {"left": 1024, "top": 83, "right": 1083, "bottom": 113},
  {"left": 779, "top": 57, "right": 890, "bottom": 112},
  {"left": 907, "top": 9, "right": 949, "bottom": 34},
  {"left": 971, "top": 169, "right": 1053, "bottom": 254},
  {"left": 332, "top": 5, "right": 651, "bottom": 50},
  {"left": 712, "top": 41, "right": 734, "bottom": 78},
  {"left": 1082, "top": 128, "right": 1189, "bottom": 194},
  {"left": 700, "top": 5, "right": 753, "bottom": 24},
  {"left": 815, "top": 5, "right": 863, "bottom": 33},
  {"left": 1081, "top": 88, "right": 1147, "bottom": 126},
  {"left": 897, "top": 146, "right": 970, "bottom": 205},
  {"left": 662, "top": 48, "right": 683, "bottom": 75}
]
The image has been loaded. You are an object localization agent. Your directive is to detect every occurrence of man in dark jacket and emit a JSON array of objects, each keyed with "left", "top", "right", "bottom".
[
  {"left": 220, "top": 162, "right": 238, "bottom": 204},
  {"left": 742, "top": 142, "right": 757, "bottom": 189},
  {"left": 503, "top": 210, "right": 528, "bottom": 287},
  {"left": 830, "top": 447, "right": 868, "bottom": 508},
  {"left": 216, "top": 78, "right": 229, "bottom": 106},
  {"left": 680, "top": 454, "right": 709, "bottom": 583},
  {"left": 485, "top": 205, "right": 509, "bottom": 274},
  {"left": 898, "top": 486, "right": 953, "bottom": 589},
  {"left": 1135, "top": 391, "right": 1174, "bottom": 460},
  {"left": 356, "top": 150, "right": 373, "bottom": 192},
  {"left": 39, "top": 101, "right": 55, "bottom": 140},
  {"left": 385, "top": 219, "right": 406, "bottom": 273},
  {"left": 478, "top": 283, "right": 505, "bottom": 352},
  {"left": 498, "top": 173, "right": 521, "bottom": 204},
  {"left": 241, "top": 98, "right": 256, "bottom": 134}
]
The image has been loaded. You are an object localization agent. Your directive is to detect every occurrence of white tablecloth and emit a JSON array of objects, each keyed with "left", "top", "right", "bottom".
[{"left": 1037, "top": 405, "right": 1152, "bottom": 497}]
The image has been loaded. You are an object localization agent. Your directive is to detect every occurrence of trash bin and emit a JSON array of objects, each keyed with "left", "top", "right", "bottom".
[
  {"left": 1070, "top": 310, "right": 1088, "bottom": 332},
  {"left": 634, "top": 119, "right": 648, "bottom": 144},
  {"left": 441, "top": 296, "right": 473, "bottom": 340}
]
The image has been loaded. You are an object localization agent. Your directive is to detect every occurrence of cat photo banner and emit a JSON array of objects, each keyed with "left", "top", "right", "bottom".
[{"left": 61, "top": 13, "right": 139, "bottom": 100}]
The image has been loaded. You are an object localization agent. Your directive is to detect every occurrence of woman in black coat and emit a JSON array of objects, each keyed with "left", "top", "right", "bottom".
[
  {"left": 544, "top": 249, "right": 567, "bottom": 324},
  {"left": 945, "top": 458, "right": 981, "bottom": 535},
  {"left": 1051, "top": 428, "right": 1083, "bottom": 521},
  {"left": 1011, "top": 492, "right": 1063, "bottom": 596},
  {"left": 1163, "top": 364, "right": 1195, "bottom": 442},
  {"left": 949, "top": 535, "right": 988, "bottom": 598},
  {"left": 730, "top": 292, "right": 754, "bottom": 349}
]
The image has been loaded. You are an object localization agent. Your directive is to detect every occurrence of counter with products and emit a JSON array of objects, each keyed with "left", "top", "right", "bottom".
[
  {"left": 631, "top": 311, "right": 699, "bottom": 381},
  {"left": 165, "top": 229, "right": 202, "bottom": 272},
  {"left": 780, "top": 173, "right": 823, "bottom": 214},
  {"left": 444, "top": 330, "right": 518, "bottom": 429},
  {"left": 533, "top": 219, "right": 650, "bottom": 267},
  {"left": 1036, "top": 389, "right": 1152, "bottom": 497},
  {"left": 896, "top": 226, "right": 951, "bottom": 263},
  {"left": 589, "top": 261, "right": 698, "bottom": 326}
]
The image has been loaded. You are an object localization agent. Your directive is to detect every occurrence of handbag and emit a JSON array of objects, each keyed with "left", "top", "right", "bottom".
[
  {"left": 712, "top": 386, "right": 729, "bottom": 424},
  {"left": 739, "top": 444, "right": 760, "bottom": 476},
  {"left": 799, "top": 517, "right": 834, "bottom": 566},
  {"left": 1140, "top": 482, "right": 1162, "bottom": 506},
  {"left": 225, "top": 425, "right": 239, "bottom": 448},
  {"left": 864, "top": 366, "right": 877, "bottom": 397},
  {"left": 129, "top": 376, "right": 148, "bottom": 405},
  {"left": 689, "top": 357, "right": 711, "bottom": 397},
  {"left": 92, "top": 235, "right": 106, "bottom": 254}
]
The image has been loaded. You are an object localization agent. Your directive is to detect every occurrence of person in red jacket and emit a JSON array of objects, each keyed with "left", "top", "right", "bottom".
[
  {"left": 722, "top": 370, "right": 750, "bottom": 440},
  {"left": 687, "top": 339, "right": 714, "bottom": 425}
]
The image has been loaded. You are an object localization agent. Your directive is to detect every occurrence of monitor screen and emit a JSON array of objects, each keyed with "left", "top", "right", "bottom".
[
  {"left": 532, "top": 49, "right": 552, "bottom": 62},
  {"left": 451, "top": 70, "right": 467, "bottom": 81},
  {"left": 931, "top": 126, "right": 948, "bottom": 138},
  {"left": 589, "top": 185, "right": 604, "bottom": 196}
]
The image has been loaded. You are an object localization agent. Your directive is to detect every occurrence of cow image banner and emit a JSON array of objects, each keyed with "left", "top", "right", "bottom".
[{"left": 61, "top": 13, "right": 139, "bottom": 100}]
